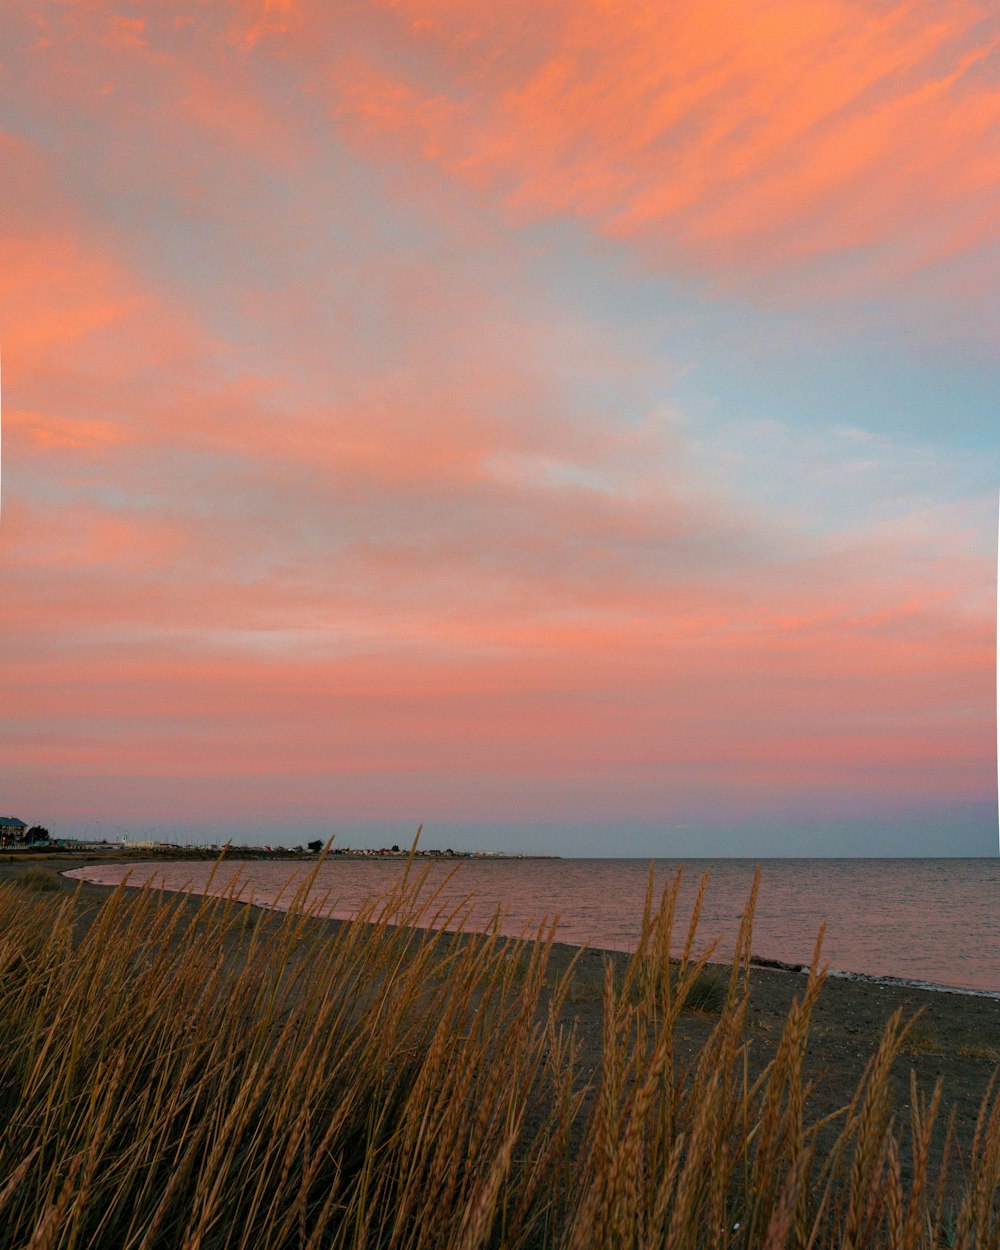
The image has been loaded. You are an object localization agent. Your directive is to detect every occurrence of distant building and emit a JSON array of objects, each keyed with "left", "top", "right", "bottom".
[{"left": 0, "top": 817, "right": 29, "bottom": 846}]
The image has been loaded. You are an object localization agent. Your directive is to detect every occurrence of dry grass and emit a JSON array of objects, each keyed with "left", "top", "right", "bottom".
[
  {"left": 955, "top": 1042, "right": 1000, "bottom": 1064},
  {"left": 901, "top": 1020, "right": 1000, "bottom": 1066},
  {"left": 0, "top": 860, "right": 997, "bottom": 1250},
  {"left": 900, "top": 1018, "right": 946, "bottom": 1057},
  {"left": 13, "top": 867, "right": 62, "bottom": 892}
]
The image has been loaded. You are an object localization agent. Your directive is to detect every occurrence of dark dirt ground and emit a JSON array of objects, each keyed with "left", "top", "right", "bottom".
[
  {"left": 559, "top": 942, "right": 997, "bottom": 1171},
  {"left": 3, "top": 853, "right": 998, "bottom": 1200}
]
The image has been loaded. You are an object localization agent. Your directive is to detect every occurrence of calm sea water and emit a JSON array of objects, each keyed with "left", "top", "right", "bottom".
[{"left": 64, "top": 858, "right": 1000, "bottom": 996}]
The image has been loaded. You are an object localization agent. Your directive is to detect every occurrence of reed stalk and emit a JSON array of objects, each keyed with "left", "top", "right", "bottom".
[{"left": 0, "top": 863, "right": 995, "bottom": 1250}]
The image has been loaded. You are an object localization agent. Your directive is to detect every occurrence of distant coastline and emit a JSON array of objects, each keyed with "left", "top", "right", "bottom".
[{"left": 2, "top": 840, "right": 561, "bottom": 862}]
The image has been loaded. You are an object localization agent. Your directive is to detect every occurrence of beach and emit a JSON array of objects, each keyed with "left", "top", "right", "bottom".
[{"left": 4, "top": 851, "right": 998, "bottom": 1202}]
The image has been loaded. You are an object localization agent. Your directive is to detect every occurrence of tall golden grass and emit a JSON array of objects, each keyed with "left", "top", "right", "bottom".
[{"left": 0, "top": 860, "right": 996, "bottom": 1249}]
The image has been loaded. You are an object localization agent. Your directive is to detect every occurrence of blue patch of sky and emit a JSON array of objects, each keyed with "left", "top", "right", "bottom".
[
  {"left": 509, "top": 219, "right": 999, "bottom": 540},
  {"left": 523, "top": 219, "right": 1000, "bottom": 449}
]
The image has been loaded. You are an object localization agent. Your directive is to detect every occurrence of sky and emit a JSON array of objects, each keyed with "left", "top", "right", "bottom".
[{"left": 1, "top": 0, "right": 997, "bottom": 856}]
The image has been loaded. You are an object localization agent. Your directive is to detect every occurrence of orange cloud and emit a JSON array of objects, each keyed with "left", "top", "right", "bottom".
[
  {"left": 3, "top": 573, "right": 991, "bottom": 825},
  {"left": 328, "top": 0, "right": 1000, "bottom": 288},
  {"left": 104, "top": 15, "right": 147, "bottom": 50},
  {"left": 0, "top": 10, "right": 993, "bottom": 845},
  {"left": 7, "top": 408, "right": 131, "bottom": 451},
  {"left": 0, "top": 236, "right": 138, "bottom": 370},
  {"left": 1, "top": 499, "right": 184, "bottom": 573}
]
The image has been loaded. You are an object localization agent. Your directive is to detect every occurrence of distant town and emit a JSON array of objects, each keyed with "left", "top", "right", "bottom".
[{"left": 0, "top": 816, "right": 546, "bottom": 859}]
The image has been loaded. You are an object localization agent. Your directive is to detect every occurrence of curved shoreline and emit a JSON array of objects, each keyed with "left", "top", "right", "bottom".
[
  {"left": 4, "top": 854, "right": 999, "bottom": 1241},
  {"left": 3, "top": 851, "right": 999, "bottom": 1202},
  {"left": 56, "top": 857, "right": 1000, "bottom": 1001}
]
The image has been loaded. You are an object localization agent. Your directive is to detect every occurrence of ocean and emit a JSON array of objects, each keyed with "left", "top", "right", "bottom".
[{"left": 64, "top": 856, "right": 1000, "bottom": 996}]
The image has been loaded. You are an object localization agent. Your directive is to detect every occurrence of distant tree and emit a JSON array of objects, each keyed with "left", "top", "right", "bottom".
[
  {"left": 391, "top": 844, "right": 400, "bottom": 854},
  {"left": 27, "top": 825, "right": 50, "bottom": 843},
  {"left": 307, "top": 839, "right": 324, "bottom": 854}
]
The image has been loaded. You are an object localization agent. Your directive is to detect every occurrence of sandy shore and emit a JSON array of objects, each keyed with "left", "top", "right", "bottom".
[{"left": 3, "top": 852, "right": 998, "bottom": 1195}]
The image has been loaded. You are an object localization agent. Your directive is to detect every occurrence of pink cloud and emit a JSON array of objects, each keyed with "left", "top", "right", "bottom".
[
  {"left": 0, "top": 5, "right": 993, "bottom": 843},
  {"left": 324, "top": 0, "right": 1000, "bottom": 292}
]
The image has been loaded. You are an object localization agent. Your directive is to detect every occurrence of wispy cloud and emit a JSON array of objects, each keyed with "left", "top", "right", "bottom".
[
  {"left": 327, "top": 0, "right": 1000, "bottom": 297},
  {"left": 0, "top": 1, "right": 994, "bottom": 847}
]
